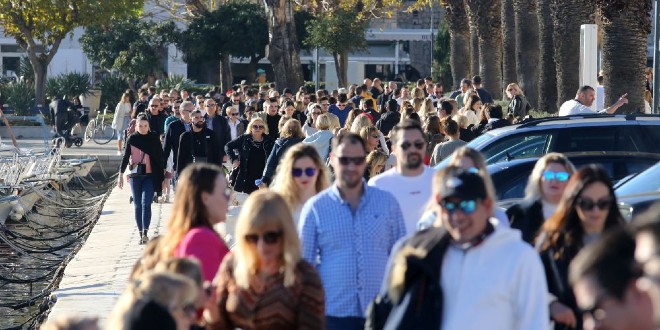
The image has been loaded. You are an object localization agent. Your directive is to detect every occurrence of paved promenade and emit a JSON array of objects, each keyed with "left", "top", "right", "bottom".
[{"left": 46, "top": 185, "right": 172, "bottom": 326}]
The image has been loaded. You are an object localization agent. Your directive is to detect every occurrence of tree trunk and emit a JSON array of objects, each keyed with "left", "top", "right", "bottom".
[
  {"left": 466, "top": 0, "right": 503, "bottom": 100},
  {"left": 551, "top": 0, "right": 595, "bottom": 108},
  {"left": 333, "top": 51, "right": 349, "bottom": 88},
  {"left": 514, "top": 0, "right": 540, "bottom": 109},
  {"left": 33, "top": 60, "right": 48, "bottom": 107},
  {"left": 265, "top": 0, "right": 304, "bottom": 91},
  {"left": 468, "top": 16, "right": 480, "bottom": 77},
  {"left": 444, "top": 0, "right": 471, "bottom": 90},
  {"left": 537, "top": 0, "right": 558, "bottom": 113},
  {"left": 501, "top": 0, "right": 517, "bottom": 87},
  {"left": 598, "top": 0, "right": 652, "bottom": 113},
  {"left": 219, "top": 53, "right": 233, "bottom": 92}
]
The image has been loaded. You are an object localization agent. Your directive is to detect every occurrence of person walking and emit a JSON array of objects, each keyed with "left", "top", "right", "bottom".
[
  {"left": 259, "top": 119, "right": 304, "bottom": 187},
  {"left": 111, "top": 92, "right": 133, "bottom": 155},
  {"left": 176, "top": 110, "right": 221, "bottom": 175},
  {"left": 203, "top": 98, "right": 232, "bottom": 164},
  {"left": 368, "top": 167, "right": 549, "bottom": 330},
  {"left": 224, "top": 117, "right": 274, "bottom": 194},
  {"left": 430, "top": 117, "right": 466, "bottom": 166},
  {"left": 368, "top": 120, "right": 435, "bottom": 235},
  {"left": 299, "top": 132, "right": 406, "bottom": 330},
  {"left": 507, "top": 153, "right": 576, "bottom": 244},
  {"left": 536, "top": 165, "right": 625, "bottom": 330},
  {"left": 118, "top": 114, "right": 164, "bottom": 244},
  {"left": 163, "top": 101, "right": 193, "bottom": 185},
  {"left": 207, "top": 191, "right": 325, "bottom": 330},
  {"left": 157, "top": 163, "right": 231, "bottom": 282}
]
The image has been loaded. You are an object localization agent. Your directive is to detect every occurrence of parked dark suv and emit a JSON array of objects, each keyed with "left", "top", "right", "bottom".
[{"left": 435, "top": 114, "right": 660, "bottom": 168}]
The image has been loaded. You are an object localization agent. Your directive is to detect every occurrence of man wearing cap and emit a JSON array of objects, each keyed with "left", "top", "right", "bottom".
[{"left": 368, "top": 166, "right": 548, "bottom": 330}]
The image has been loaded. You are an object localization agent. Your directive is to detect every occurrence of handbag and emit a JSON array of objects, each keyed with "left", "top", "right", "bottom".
[{"left": 129, "top": 151, "right": 147, "bottom": 177}]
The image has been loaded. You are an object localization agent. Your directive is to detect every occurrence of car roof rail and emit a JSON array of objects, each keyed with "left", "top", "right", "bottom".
[{"left": 515, "top": 113, "right": 660, "bottom": 129}]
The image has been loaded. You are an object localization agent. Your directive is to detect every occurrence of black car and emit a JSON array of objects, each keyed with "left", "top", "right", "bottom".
[
  {"left": 488, "top": 152, "right": 660, "bottom": 201},
  {"left": 615, "top": 161, "right": 660, "bottom": 221},
  {"left": 435, "top": 114, "right": 660, "bottom": 169}
]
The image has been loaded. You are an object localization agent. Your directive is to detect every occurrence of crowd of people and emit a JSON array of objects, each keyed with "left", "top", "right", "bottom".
[{"left": 40, "top": 76, "right": 660, "bottom": 330}]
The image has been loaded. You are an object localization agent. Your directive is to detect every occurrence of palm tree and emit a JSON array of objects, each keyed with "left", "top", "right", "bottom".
[
  {"left": 598, "top": 0, "right": 652, "bottom": 113},
  {"left": 551, "top": 0, "right": 595, "bottom": 108},
  {"left": 469, "top": 25, "right": 480, "bottom": 77},
  {"left": 444, "top": 0, "right": 471, "bottom": 89},
  {"left": 465, "top": 0, "right": 503, "bottom": 100},
  {"left": 537, "top": 0, "right": 558, "bottom": 113},
  {"left": 502, "top": 0, "right": 517, "bottom": 88},
  {"left": 514, "top": 0, "right": 540, "bottom": 109}
]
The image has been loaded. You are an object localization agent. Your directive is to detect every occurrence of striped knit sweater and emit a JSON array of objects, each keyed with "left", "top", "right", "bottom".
[{"left": 211, "top": 254, "right": 325, "bottom": 330}]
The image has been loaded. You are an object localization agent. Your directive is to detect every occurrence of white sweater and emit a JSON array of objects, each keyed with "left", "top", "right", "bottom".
[{"left": 441, "top": 219, "right": 549, "bottom": 330}]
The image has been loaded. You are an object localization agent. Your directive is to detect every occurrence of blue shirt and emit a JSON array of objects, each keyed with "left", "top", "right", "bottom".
[
  {"left": 328, "top": 104, "right": 352, "bottom": 127},
  {"left": 298, "top": 183, "right": 406, "bottom": 317}
]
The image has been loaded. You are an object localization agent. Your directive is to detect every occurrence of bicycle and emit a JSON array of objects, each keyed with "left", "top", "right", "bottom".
[{"left": 84, "top": 104, "right": 115, "bottom": 145}]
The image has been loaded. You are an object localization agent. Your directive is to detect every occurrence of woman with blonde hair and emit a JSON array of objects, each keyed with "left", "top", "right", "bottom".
[
  {"left": 303, "top": 113, "right": 335, "bottom": 162},
  {"left": 260, "top": 119, "right": 305, "bottom": 187},
  {"left": 111, "top": 91, "right": 132, "bottom": 154},
  {"left": 271, "top": 144, "right": 329, "bottom": 223},
  {"left": 507, "top": 153, "right": 576, "bottom": 244},
  {"left": 350, "top": 113, "right": 373, "bottom": 134},
  {"left": 343, "top": 108, "right": 364, "bottom": 131},
  {"left": 107, "top": 271, "right": 198, "bottom": 330},
  {"left": 157, "top": 163, "right": 231, "bottom": 282},
  {"left": 506, "top": 83, "right": 531, "bottom": 118},
  {"left": 225, "top": 117, "right": 275, "bottom": 194},
  {"left": 412, "top": 97, "right": 425, "bottom": 113},
  {"left": 364, "top": 149, "right": 388, "bottom": 180},
  {"left": 208, "top": 190, "right": 325, "bottom": 329},
  {"left": 453, "top": 114, "right": 476, "bottom": 142},
  {"left": 462, "top": 94, "right": 481, "bottom": 127},
  {"left": 418, "top": 98, "right": 435, "bottom": 120}
]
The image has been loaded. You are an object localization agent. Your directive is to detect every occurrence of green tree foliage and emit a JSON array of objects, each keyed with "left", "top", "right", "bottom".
[
  {"left": 434, "top": 19, "right": 453, "bottom": 90},
  {"left": 305, "top": 9, "right": 369, "bottom": 87},
  {"left": 0, "top": 0, "right": 143, "bottom": 105},
  {"left": 45, "top": 72, "right": 93, "bottom": 100},
  {"left": 295, "top": 10, "right": 315, "bottom": 52},
  {"left": 176, "top": 1, "right": 268, "bottom": 87},
  {"left": 80, "top": 18, "right": 177, "bottom": 83}
]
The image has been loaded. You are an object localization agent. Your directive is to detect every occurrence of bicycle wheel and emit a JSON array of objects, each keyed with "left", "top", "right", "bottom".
[
  {"left": 84, "top": 120, "right": 96, "bottom": 142},
  {"left": 92, "top": 122, "right": 116, "bottom": 145}
]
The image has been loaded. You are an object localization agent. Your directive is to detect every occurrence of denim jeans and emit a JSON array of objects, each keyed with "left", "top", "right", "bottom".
[{"left": 130, "top": 175, "right": 154, "bottom": 232}]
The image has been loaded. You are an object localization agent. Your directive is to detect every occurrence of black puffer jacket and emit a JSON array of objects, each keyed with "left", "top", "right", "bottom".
[
  {"left": 224, "top": 134, "right": 274, "bottom": 193},
  {"left": 376, "top": 111, "right": 401, "bottom": 136},
  {"left": 261, "top": 136, "right": 304, "bottom": 185}
]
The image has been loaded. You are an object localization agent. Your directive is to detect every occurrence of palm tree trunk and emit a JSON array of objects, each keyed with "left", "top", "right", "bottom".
[
  {"left": 444, "top": 0, "right": 471, "bottom": 89},
  {"left": 466, "top": 0, "right": 503, "bottom": 100},
  {"left": 219, "top": 53, "right": 233, "bottom": 93},
  {"left": 537, "top": 0, "right": 558, "bottom": 113},
  {"left": 514, "top": 0, "right": 540, "bottom": 109},
  {"left": 264, "top": 0, "right": 304, "bottom": 90},
  {"left": 551, "top": 0, "right": 595, "bottom": 108},
  {"left": 466, "top": 0, "right": 480, "bottom": 79},
  {"left": 502, "top": 0, "right": 517, "bottom": 87},
  {"left": 598, "top": 0, "right": 652, "bottom": 113}
]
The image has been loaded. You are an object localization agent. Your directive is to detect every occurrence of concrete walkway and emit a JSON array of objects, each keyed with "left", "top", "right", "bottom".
[{"left": 47, "top": 185, "right": 172, "bottom": 326}]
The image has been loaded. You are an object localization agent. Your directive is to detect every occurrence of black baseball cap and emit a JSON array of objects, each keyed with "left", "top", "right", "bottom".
[{"left": 439, "top": 169, "right": 487, "bottom": 201}]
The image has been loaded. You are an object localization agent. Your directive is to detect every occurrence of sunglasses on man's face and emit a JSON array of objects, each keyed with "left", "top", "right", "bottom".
[
  {"left": 292, "top": 167, "right": 316, "bottom": 177},
  {"left": 399, "top": 141, "right": 425, "bottom": 151},
  {"left": 543, "top": 171, "right": 570, "bottom": 182},
  {"left": 337, "top": 156, "right": 366, "bottom": 166},
  {"left": 230, "top": 112, "right": 239, "bottom": 116},
  {"left": 439, "top": 199, "right": 479, "bottom": 215},
  {"left": 337, "top": 103, "right": 347, "bottom": 108},
  {"left": 576, "top": 197, "right": 612, "bottom": 211},
  {"left": 244, "top": 230, "right": 283, "bottom": 245}
]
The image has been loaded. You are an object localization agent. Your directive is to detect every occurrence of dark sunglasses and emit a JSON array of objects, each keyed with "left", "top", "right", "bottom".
[
  {"left": 576, "top": 197, "right": 612, "bottom": 211},
  {"left": 150, "top": 104, "right": 159, "bottom": 107},
  {"left": 337, "top": 156, "right": 366, "bottom": 166},
  {"left": 245, "top": 230, "right": 283, "bottom": 245},
  {"left": 206, "top": 104, "right": 216, "bottom": 107},
  {"left": 543, "top": 171, "right": 570, "bottom": 182},
  {"left": 399, "top": 141, "right": 425, "bottom": 151},
  {"left": 312, "top": 112, "right": 322, "bottom": 115},
  {"left": 292, "top": 167, "right": 316, "bottom": 177},
  {"left": 252, "top": 125, "right": 265, "bottom": 129},
  {"left": 439, "top": 199, "right": 479, "bottom": 215},
  {"left": 230, "top": 113, "right": 239, "bottom": 116},
  {"left": 337, "top": 103, "right": 347, "bottom": 108}
]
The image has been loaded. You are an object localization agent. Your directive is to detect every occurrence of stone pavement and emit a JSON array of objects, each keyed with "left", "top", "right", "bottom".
[{"left": 46, "top": 184, "right": 173, "bottom": 327}]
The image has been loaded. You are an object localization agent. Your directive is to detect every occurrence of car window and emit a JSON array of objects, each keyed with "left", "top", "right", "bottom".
[
  {"left": 639, "top": 125, "right": 660, "bottom": 153},
  {"left": 560, "top": 126, "right": 640, "bottom": 152},
  {"left": 499, "top": 175, "right": 529, "bottom": 200},
  {"left": 482, "top": 133, "right": 553, "bottom": 164},
  {"left": 616, "top": 162, "right": 660, "bottom": 195}
]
